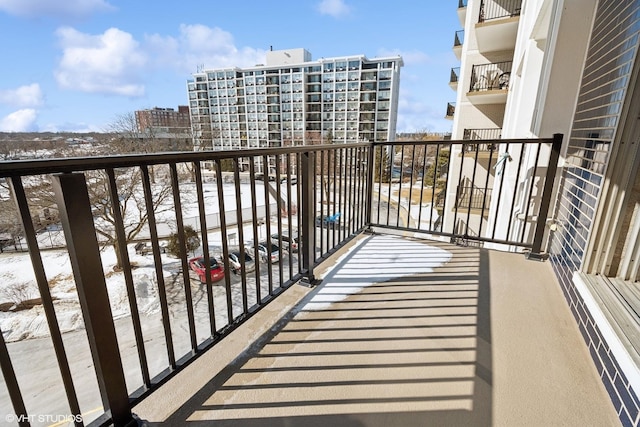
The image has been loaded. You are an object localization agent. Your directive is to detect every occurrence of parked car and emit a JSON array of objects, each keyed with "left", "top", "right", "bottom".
[
  {"left": 189, "top": 256, "right": 225, "bottom": 283},
  {"left": 251, "top": 241, "right": 280, "bottom": 263},
  {"left": 271, "top": 232, "right": 298, "bottom": 252},
  {"left": 315, "top": 212, "right": 341, "bottom": 229},
  {"left": 228, "top": 251, "right": 256, "bottom": 274}
]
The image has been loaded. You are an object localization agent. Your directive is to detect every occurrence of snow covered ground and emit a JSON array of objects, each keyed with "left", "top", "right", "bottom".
[{"left": 0, "top": 179, "right": 437, "bottom": 343}]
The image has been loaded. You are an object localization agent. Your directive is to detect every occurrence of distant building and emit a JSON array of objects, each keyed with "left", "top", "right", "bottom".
[
  {"left": 186, "top": 48, "right": 403, "bottom": 157},
  {"left": 135, "top": 106, "right": 191, "bottom": 134}
]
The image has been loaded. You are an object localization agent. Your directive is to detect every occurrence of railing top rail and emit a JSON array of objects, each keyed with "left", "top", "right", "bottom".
[
  {"left": 0, "top": 142, "right": 369, "bottom": 178},
  {"left": 376, "top": 137, "right": 555, "bottom": 147},
  {"left": 0, "top": 137, "right": 557, "bottom": 178}
]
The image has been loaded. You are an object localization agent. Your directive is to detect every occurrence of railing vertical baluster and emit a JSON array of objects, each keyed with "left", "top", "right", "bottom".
[
  {"left": 106, "top": 169, "right": 151, "bottom": 388},
  {"left": 285, "top": 153, "right": 294, "bottom": 280},
  {"left": 376, "top": 145, "right": 383, "bottom": 225},
  {"left": 528, "top": 134, "right": 563, "bottom": 259},
  {"left": 505, "top": 142, "right": 526, "bottom": 241},
  {"left": 274, "top": 155, "right": 284, "bottom": 288},
  {"left": 452, "top": 142, "right": 466, "bottom": 238},
  {"left": 51, "top": 172, "right": 132, "bottom": 426},
  {"left": 193, "top": 162, "right": 217, "bottom": 336},
  {"left": 365, "top": 144, "right": 375, "bottom": 228},
  {"left": 396, "top": 144, "right": 405, "bottom": 228},
  {"left": 0, "top": 327, "right": 28, "bottom": 424},
  {"left": 519, "top": 143, "right": 543, "bottom": 244},
  {"left": 169, "top": 163, "right": 198, "bottom": 351},
  {"left": 478, "top": 144, "right": 496, "bottom": 237},
  {"left": 248, "top": 157, "right": 262, "bottom": 305},
  {"left": 214, "top": 159, "right": 234, "bottom": 323},
  {"left": 9, "top": 177, "right": 82, "bottom": 424},
  {"left": 319, "top": 150, "right": 325, "bottom": 255},
  {"left": 491, "top": 142, "right": 511, "bottom": 240},
  {"left": 332, "top": 148, "right": 339, "bottom": 244},
  {"left": 386, "top": 144, "right": 393, "bottom": 226},
  {"left": 465, "top": 144, "right": 481, "bottom": 237},
  {"left": 337, "top": 148, "right": 345, "bottom": 242},
  {"left": 140, "top": 165, "right": 176, "bottom": 368},
  {"left": 301, "top": 150, "right": 316, "bottom": 284},
  {"left": 344, "top": 148, "right": 351, "bottom": 237},
  {"left": 232, "top": 158, "right": 249, "bottom": 314},
  {"left": 296, "top": 152, "right": 304, "bottom": 272},
  {"left": 261, "top": 155, "right": 274, "bottom": 295}
]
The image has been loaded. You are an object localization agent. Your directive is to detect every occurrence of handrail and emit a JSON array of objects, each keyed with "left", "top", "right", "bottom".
[{"left": 0, "top": 135, "right": 563, "bottom": 425}]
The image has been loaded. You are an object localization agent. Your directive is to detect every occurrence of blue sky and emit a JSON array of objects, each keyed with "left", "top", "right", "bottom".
[{"left": 0, "top": 0, "right": 460, "bottom": 134}]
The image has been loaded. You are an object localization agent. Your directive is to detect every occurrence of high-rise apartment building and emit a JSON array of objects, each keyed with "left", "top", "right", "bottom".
[
  {"left": 186, "top": 48, "right": 403, "bottom": 155},
  {"left": 449, "top": 1, "right": 640, "bottom": 424},
  {"left": 135, "top": 106, "right": 191, "bottom": 133}
]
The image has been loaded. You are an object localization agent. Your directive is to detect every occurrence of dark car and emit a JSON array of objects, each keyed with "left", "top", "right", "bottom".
[{"left": 189, "top": 256, "right": 225, "bottom": 283}]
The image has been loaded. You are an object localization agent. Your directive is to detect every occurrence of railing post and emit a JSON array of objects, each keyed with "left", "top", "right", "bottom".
[
  {"left": 300, "top": 150, "right": 318, "bottom": 286},
  {"left": 528, "top": 133, "right": 563, "bottom": 260},
  {"left": 51, "top": 173, "right": 135, "bottom": 426},
  {"left": 365, "top": 143, "right": 375, "bottom": 230}
]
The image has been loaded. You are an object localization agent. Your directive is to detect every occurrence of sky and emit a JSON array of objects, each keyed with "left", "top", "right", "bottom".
[{"left": 0, "top": 0, "right": 460, "bottom": 135}]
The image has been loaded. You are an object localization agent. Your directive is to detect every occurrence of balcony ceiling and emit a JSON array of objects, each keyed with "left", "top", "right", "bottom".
[
  {"left": 453, "top": 44, "right": 462, "bottom": 60},
  {"left": 134, "top": 233, "right": 619, "bottom": 426},
  {"left": 475, "top": 17, "right": 519, "bottom": 53}
]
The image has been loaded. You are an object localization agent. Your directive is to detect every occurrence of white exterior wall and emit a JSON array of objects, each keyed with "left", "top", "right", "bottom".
[{"left": 487, "top": 0, "right": 598, "bottom": 246}]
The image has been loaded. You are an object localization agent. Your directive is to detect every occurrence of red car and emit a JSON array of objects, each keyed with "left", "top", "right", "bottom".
[{"left": 189, "top": 256, "right": 225, "bottom": 283}]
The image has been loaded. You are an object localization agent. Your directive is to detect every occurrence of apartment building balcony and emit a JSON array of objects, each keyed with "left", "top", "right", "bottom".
[
  {"left": 467, "top": 61, "right": 512, "bottom": 104},
  {"left": 453, "top": 30, "right": 464, "bottom": 60},
  {"left": 449, "top": 67, "right": 460, "bottom": 90},
  {"left": 446, "top": 102, "right": 456, "bottom": 119},
  {"left": 475, "top": 0, "right": 521, "bottom": 52},
  {"left": 462, "top": 128, "right": 501, "bottom": 158},
  {"left": 0, "top": 136, "right": 619, "bottom": 427}
]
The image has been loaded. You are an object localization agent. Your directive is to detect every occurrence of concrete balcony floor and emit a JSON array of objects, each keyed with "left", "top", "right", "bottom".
[{"left": 133, "top": 233, "right": 619, "bottom": 426}]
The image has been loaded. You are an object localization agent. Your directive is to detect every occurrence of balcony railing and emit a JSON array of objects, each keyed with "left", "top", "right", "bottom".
[
  {"left": 446, "top": 102, "right": 456, "bottom": 119},
  {"left": 450, "top": 67, "right": 460, "bottom": 85},
  {"left": 469, "top": 61, "right": 512, "bottom": 92},
  {"left": 456, "top": 185, "right": 492, "bottom": 210},
  {"left": 0, "top": 135, "right": 562, "bottom": 426},
  {"left": 463, "top": 128, "right": 502, "bottom": 140},
  {"left": 478, "top": 0, "right": 522, "bottom": 22},
  {"left": 459, "top": 0, "right": 468, "bottom": 7},
  {"left": 453, "top": 30, "right": 464, "bottom": 47}
]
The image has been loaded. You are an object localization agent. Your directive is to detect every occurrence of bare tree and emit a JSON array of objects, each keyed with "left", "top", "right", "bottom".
[{"left": 88, "top": 167, "right": 174, "bottom": 270}]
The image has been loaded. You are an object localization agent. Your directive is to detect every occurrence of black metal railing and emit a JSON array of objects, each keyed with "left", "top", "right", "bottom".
[
  {"left": 463, "top": 128, "right": 502, "bottom": 140},
  {"left": 0, "top": 135, "right": 562, "bottom": 426},
  {"left": 469, "top": 61, "right": 512, "bottom": 92},
  {"left": 459, "top": 0, "right": 468, "bottom": 8},
  {"left": 446, "top": 102, "right": 456, "bottom": 118},
  {"left": 456, "top": 185, "right": 492, "bottom": 209},
  {"left": 450, "top": 67, "right": 460, "bottom": 85},
  {"left": 479, "top": 0, "right": 522, "bottom": 22},
  {"left": 454, "top": 30, "right": 464, "bottom": 47}
]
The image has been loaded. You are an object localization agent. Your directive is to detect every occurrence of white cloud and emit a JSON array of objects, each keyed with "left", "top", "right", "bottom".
[
  {"left": 0, "top": 84, "right": 44, "bottom": 108},
  {"left": 0, "top": 0, "right": 114, "bottom": 19},
  {"left": 145, "top": 24, "right": 266, "bottom": 74},
  {"left": 0, "top": 109, "right": 38, "bottom": 132},
  {"left": 54, "top": 27, "right": 147, "bottom": 97},
  {"left": 317, "top": 0, "right": 350, "bottom": 18}
]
